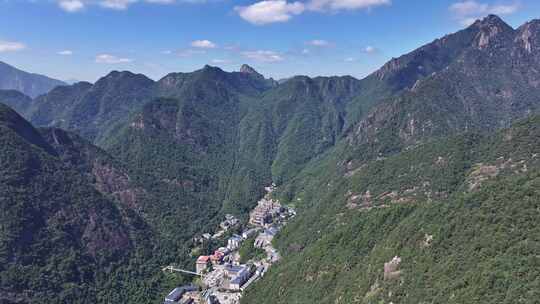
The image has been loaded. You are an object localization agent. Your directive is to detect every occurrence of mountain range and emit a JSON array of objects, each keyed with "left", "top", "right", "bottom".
[
  {"left": 0, "top": 61, "right": 66, "bottom": 98},
  {"left": 0, "top": 14, "right": 539, "bottom": 304}
]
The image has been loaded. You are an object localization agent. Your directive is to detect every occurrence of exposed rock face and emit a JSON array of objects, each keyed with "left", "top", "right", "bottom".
[
  {"left": 240, "top": 64, "right": 262, "bottom": 76},
  {"left": 40, "top": 128, "right": 145, "bottom": 211},
  {"left": 472, "top": 14, "right": 514, "bottom": 50},
  {"left": 92, "top": 162, "right": 144, "bottom": 210},
  {"left": 384, "top": 256, "right": 402, "bottom": 280}
]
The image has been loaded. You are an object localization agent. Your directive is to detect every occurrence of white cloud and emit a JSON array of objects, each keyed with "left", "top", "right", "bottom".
[
  {"left": 191, "top": 40, "right": 217, "bottom": 49},
  {"left": 56, "top": 0, "right": 179, "bottom": 12},
  {"left": 307, "top": 39, "right": 331, "bottom": 47},
  {"left": 95, "top": 54, "right": 133, "bottom": 63},
  {"left": 242, "top": 50, "right": 284, "bottom": 62},
  {"left": 58, "top": 50, "right": 73, "bottom": 55},
  {"left": 308, "top": 0, "right": 390, "bottom": 11},
  {"left": 58, "top": 0, "right": 85, "bottom": 12},
  {"left": 146, "top": 0, "right": 175, "bottom": 3},
  {"left": 236, "top": 0, "right": 390, "bottom": 24},
  {"left": 449, "top": 1, "right": 520, "bottom": 26},
  {"left": 99, "top": 0, "right": 137, "bottom": 10},
  {"left": 235, "top": 1, "right": 305, "bottom": 25},
  {"left": 344, "top": 57, "right": 357, "bottom": 62},
  {"left": 0, "top": 40, "right": 26, "bottom": 52},
  {"left": 161, "top": 50, "right": 173, "bottom": 54},
  {"left": 364, "top": 45, "right": 378, "bottom": 53}
]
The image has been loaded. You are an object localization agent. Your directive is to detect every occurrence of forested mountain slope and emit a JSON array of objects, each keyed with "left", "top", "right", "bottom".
[
  {"left": 0, "top": 103, "right": 137, "bottom": 303},
  {"left": 0, "top": 90, "right": 32, "bottom": 115},
  {"left": 242, "top": 15, "right": 540, "bottom": 304},
  {"left": 243, "top": 115, "right": 540, "bottom": 304},
  {"left": 27, "top": 71, "right": 155, "bottom": 142}
]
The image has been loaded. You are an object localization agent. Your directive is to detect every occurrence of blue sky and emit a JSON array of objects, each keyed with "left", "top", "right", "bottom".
[{"left": 0, "top": 0, "right": 539, "bottom": 82}]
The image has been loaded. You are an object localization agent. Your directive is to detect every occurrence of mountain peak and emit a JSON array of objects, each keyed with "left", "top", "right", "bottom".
[
  {"left": 469, "top": 14, "right": 514, "bottom": 49},
  {"left": 239, "top": 64, "right": 264, "bottom": 78},
  {"left": 471, "top": 14, "right": 513, "bottom": 31},
  {"left": 240, "top": 64, "right": 257, "bottom": 74}
]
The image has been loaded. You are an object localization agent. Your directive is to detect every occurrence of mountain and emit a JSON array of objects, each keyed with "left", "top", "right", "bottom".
[
  {"left": 0, "top": 89, "right": 32, "bottom": 115},
  {"left": 2, "top": 14, "right": 540, "bottom": 304},
  {"left": 0, "top": 103, "right": 135, "bottom": 303},
  {"left": 243, "top": 115, "right": 540, "bottom": 304},
  {"left": 347, "top": 15, "right": 540, "bottom": 153},
  {"left": 0, "top": 61, "right": 66, "bottom": 98},
  {"left": 28, "top": 71, "right": 155, "bottom": 142},
  {"left": 241, "top": 15, "right": 540, "bottom": 304},
  {"left": 0, "top": 102, "right": 200, "bottom": 304}
]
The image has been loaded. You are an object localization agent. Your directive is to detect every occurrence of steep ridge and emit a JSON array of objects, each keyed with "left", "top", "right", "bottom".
[
  {"left": 0, "top": 90, "right": 32, "bottom": 115},
  {"left": 0, "top": 103, "right": 136, "bottom": 303},
  {"left": 0, "top": 61, "right": 66, "bottom": 98},
  {"left": 344, "top": 15, "right": 540, "bottom": 164}
]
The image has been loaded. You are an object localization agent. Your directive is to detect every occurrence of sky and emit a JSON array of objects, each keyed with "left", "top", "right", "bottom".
[{"left": 0, "top": 0, "right": 539, "bottom": 82}]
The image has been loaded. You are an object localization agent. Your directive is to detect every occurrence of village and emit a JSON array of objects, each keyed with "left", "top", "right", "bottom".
[{"left": 162, "top": 185, "right": 296, "bottom": 304}]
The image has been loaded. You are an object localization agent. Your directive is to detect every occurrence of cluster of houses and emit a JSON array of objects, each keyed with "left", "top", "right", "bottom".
[
  {"left": 164, "top": 185, "right": 296, "bottom": 304},
  {"left": 249, "top": 197, "right": 283, "bottom": 226}
]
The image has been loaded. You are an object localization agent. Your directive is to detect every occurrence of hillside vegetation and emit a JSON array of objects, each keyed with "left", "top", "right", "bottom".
[
  {"left": 243, "top": 116, "right": 540, "bottom": 304},
  {"left": 0, "top": 14, "right": 540, "bottom": 304}
]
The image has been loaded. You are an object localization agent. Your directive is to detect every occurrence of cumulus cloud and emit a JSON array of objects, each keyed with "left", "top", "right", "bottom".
[
  {"left": 235, "top": 1, "right": 305, "bottom": 25},
  {"left": 95, "top": 54, "right": 133, "bottom": 63},
  {"left": 191, "top": 40, "right": 217, "bottom": 49},
  {"left": 236, "top": 0, "right": 390, "bottom": 25},
  {"left": 449, "top": 1, "right": 520, "bottom": 26},
  {"left": 0, "top": 40, "right": 26, "bottom": 52},
  {"left": 58, "top": 50, "right": 73, "bottom": 55},
  {"left": 242, "top": 50, "right": 284, "bottom": 62}
]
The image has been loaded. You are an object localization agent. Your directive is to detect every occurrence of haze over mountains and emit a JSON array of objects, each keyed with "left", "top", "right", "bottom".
[
  {"left": 0, "top": 14, "right": 539, "bottom": 304},
  {"left": 0, "top": 61, "right": 66, "bottom": 98}
]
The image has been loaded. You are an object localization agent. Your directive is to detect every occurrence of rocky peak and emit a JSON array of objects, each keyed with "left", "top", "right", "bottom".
[
  {"left": 240, "top": 64, "right": 264, "bottom": 78},
  {"left": 240, "top": 64, "right": 258, "bottom": 74},
  {"left": 516, "top": 19, "right": 540, "bottom": 54},
  {"left": 471, "top": 14, "right": 515, "bottom": 50}
]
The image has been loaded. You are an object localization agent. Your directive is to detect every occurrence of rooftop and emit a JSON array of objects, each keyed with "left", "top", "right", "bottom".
[
  {"left": 197, "top": 256, "right": 210, "bottom": 263},
  {"left": 165, "top": 285, "right": 198, "bottom": 302}
]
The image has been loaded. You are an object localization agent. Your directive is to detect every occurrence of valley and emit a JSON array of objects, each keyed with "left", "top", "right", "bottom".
[
  {"left": 160, "top": 185, "right": 294, "bottom": 304},
  {"left": 0, "top": 12, "right": 539, "bottom": 304}
]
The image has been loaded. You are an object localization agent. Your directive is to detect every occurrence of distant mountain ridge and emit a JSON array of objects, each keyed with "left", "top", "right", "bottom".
[{"left": 0, "top": 61, "right": 65, "bottom": 98}]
